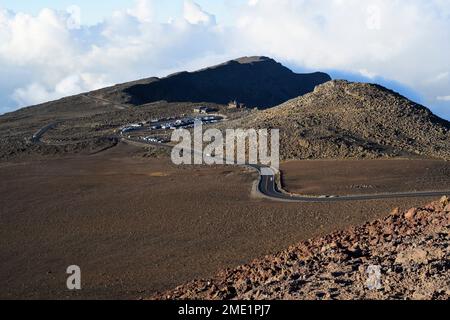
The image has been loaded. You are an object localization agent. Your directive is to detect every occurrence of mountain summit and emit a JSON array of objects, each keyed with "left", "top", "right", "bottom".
[
  {"left": 233, "top": 80, "right": 450, "bottom": 160},
  {"left": 99, "top": 56, "right": 331, "bottom": 108}
]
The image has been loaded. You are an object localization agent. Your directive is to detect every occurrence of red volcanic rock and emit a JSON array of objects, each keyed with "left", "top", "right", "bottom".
[
  {"left": 405, "top": 208, "right": 417, "bottom": 220},
  {"left": 152, "top": 197, "right": 450, "bottom": 300}
]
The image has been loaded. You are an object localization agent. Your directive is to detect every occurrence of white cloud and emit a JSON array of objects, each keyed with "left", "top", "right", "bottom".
[
  {"left": 366, "top": 5, "right": 382, "bottom": 30},
  {"left": 234, "top": 0, "right": 450, "bottom": 118},
  {"left": 66, "top": 5, "right": 82, "bottom": 29},
  {"left": 359, "top": 69, "right": 378, "bottom": 79},
  {"left": 0, "top": 0, "right": 449, "bottom": 120},
  {"left": 427, "top": 72, "right": 449, "bottom": 84},
  {"left": 12, "top": 83, "right": 59, "bottom": 107},
  {"left": 0, "top": 8, "right": 74, "bottom": 65},
  {"left": 12, "top": 74, "right": 111, "bottom": 107},
  {"left": 127, "top": 0, "right": 154, "bottom": 23},
  {"left": 0, "top": 1, "right": 225, "bottom": 113},
  {"left": 437, "top": 96, "right": 450, "bottom": 102},
  {"left": 183, "top": 0, "right": 216, "bottom": 25}
]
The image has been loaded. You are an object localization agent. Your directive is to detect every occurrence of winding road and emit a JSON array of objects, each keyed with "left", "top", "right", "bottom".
[
  {"left": 124, "top": 137, "right": 450, "bottom": 203},
  {"left": 31, "top": 122, "right": 59, "bottom": 143},
  {"left": 253, "top": 165, "right": 450, "bottom": 203}
]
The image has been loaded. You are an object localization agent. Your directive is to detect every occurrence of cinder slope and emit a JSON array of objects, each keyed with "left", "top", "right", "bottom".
[
  {"left": 236, "top": 80, "right": 450, "bottom": 160},
  {"left": 156, "top": 196, "right": 450, "bottom": 300}
]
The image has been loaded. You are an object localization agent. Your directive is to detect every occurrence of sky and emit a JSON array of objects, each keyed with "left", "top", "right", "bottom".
[
  {"left": 0, "top": 0, "right": 449, "bottom": 119},
  {"left": 0, "top": 1, "right": 240, "bottom": 25}
]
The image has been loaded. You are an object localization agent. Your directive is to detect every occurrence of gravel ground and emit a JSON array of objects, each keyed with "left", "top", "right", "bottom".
[
  {"left": 156, "top": 197, "right": 450, "bottom": 300},
  {"left": 1, "top": 143, "right": 437, "bottom": 299}
]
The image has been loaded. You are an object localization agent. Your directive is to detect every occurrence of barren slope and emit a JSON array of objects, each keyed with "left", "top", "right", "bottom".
[
  {"left": 231, "top": 80, "right": 450, "bottom": 160},
  {"left": 157, "top": 196, "right": 450, "bottom": 300},
  {"left": 2, "top": 142, "right": 435, "bottom": 299}
]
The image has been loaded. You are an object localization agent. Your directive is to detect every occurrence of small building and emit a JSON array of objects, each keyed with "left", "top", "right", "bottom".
[
  {"left": 194, "top": 106, "right": 212, "bottom": 114},
  {"left": 228, "top": 100, "right": 238, "bottom": 109},
  {"left": 228, "top": 100, "right": 246, "bottom": 109}
]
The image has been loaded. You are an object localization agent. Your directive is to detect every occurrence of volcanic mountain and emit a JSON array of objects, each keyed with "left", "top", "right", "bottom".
[
  {"left": 230, "top": 80, "right": 450, "bottom": 160},
  {"left": 0, "top": 56, "right": 330, "bottom": 160},
  {"left": 95, "top": 56, "right": 331, "bottom": 109},
  {"left": 1, "top": 60, "right": 449, "bottom": 162}
]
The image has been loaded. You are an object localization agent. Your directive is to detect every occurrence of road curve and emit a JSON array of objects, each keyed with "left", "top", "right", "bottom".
[
  {"left": 31, "top": 122, "right": 59, "bottom": 143},
  {"left": 123, "top": 138, "right": 450, "bottom": 203},
  {"left": 251, "top": 165, "right": 450, "bottom": 203}
]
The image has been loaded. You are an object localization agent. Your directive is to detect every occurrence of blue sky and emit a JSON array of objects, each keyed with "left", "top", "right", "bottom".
[{"left": 0, "top": 0, "right": 449, "bottom": 119}]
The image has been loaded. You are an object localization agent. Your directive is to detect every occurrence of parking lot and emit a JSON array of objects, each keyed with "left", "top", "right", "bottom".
[{"left": 119, "top": 111, "right": 225, "bottom": 144}]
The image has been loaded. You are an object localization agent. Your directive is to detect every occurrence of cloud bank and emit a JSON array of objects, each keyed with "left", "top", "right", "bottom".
[{"left": 0, "top": 0, "right": 449, "bottom": 119}]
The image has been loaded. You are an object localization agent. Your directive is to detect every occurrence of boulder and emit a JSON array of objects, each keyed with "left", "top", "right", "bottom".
[{"left": 405, "top": 208, "right": 417, "bottom": 220}]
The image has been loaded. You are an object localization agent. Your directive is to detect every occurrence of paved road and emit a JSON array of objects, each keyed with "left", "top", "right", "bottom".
[
  {"left": 253, "top": 165, "right": 450, "bottom": 203},
  {"left": 124, "top": 138, "right": 450, "bottom": 203},
  {"left": 31, "top": 122, "right": 59, "bottom": 143}
]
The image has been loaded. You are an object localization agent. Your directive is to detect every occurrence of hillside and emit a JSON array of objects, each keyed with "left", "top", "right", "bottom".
[
  {"left": 156, "top": 196, "right": 450, "bottom": 300},
  {"left": 0, "top": 56, "right": 331, "bottom": 161},
  {"left": 231, "top": 80, "right": 450, "bottom": 160},
  {"left": 94, "top": 56, "right": 331, "bottom": 108}
]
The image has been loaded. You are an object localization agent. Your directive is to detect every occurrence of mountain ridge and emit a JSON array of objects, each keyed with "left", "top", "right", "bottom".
[{"left": 94, "top": 56, "right": 331, "bottom": 109}]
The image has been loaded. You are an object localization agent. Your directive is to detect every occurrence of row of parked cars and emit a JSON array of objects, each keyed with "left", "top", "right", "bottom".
[
  {"left": 120, "top": 123, "right": 144, "bottom": 134},
  {"left": 151, "top": 116, "right": 222, "bottom": 131},
  {"left": 120, "top": 115, "right": 223, "bottom": 139},
  {"left": 140, "top": 136, "right": 169, "bottom": 144}
]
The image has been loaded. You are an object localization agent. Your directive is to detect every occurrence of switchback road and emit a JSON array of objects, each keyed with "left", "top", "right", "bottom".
[{"left": 125, "top": 138, "right": 450, "bottom": 202}]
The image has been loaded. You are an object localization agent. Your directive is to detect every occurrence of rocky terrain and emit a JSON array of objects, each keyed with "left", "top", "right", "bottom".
[
  {"left": 95, "top": 56, "right": 331, "bottom": 108},
  {"left": 230, "top": 80, "right": 450, "bottom": 160},
  {"left": 156, "top": 196, "right": 450, "bottom": 300}
]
